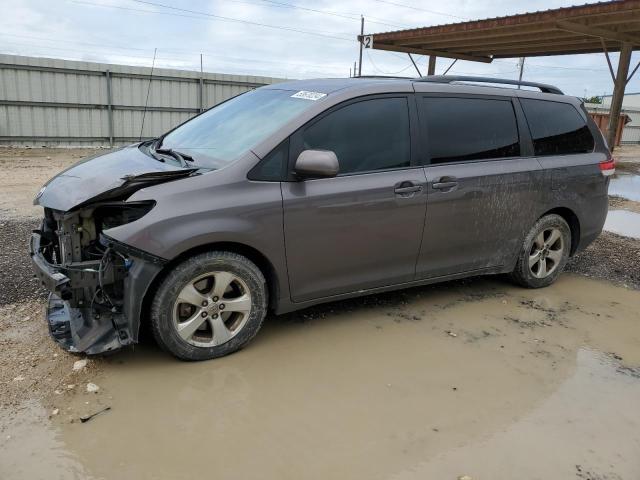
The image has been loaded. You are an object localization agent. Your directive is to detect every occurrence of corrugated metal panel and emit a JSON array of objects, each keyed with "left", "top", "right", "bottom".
[
  {"left": 0, "top": 54, "right": 284, "bottom": 146},
  {"left": 0, "top": 105, "right": 108, "bottom": 137},
  {"left": 622, "top": 126, "right": 640, "bottom": 143},
  {"left": 112, "top": 110, "right": 194, "bottom": 139}
]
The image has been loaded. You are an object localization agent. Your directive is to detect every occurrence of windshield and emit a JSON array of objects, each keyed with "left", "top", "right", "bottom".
[{"left": 160, "top": 88, "right": 321, "bottom": 168}]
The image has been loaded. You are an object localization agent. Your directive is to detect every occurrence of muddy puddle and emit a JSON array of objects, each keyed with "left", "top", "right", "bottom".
[
  {"left": 2, "top": 274, "right": 640, "bottom": 480},
  {"left": 610, "top": 173, "right": 640, "bottom": 202},
  {"left": 605, "top": 210, "right": 640, "bottom": 239}
]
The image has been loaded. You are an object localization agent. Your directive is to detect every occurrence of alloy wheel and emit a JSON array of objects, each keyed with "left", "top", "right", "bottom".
[
  {"left": 528, "top": 227, "right": 564, "bottom": 279},
  {"left": 172, "top": 271, "right": 252, "bottom": 347}
]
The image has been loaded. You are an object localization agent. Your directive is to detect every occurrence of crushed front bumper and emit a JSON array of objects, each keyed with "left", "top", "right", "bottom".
[
  {"left": 46, "top": 293, "right": 123, "bottom": 354},
  {"left": 30, "top": 229, "right": 165, "bottom": 354}
]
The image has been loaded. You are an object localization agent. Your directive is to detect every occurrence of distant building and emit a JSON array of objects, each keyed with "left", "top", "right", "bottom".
[{"left": 586, "top": 93, "right": 640, "bottom": 145}]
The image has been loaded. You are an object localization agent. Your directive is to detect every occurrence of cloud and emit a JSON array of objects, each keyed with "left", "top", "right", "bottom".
[{"left": 0, "top": 0, "right": 637, "bottom": 96}]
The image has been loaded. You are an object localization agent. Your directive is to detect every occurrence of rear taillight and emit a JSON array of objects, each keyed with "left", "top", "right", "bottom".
[{"left": 599, "top": 156, "right": 616, "bottom": 176}]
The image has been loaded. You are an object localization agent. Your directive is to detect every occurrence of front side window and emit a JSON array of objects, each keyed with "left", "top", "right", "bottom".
[
  {"left": 421, "top": 97, "right": 520, "bottom": 164},
  {"left": 161, "top": 88, "right": 320, "bottom": 169},
  {"left": 248, "top": 140, "right": 288, "bottom": 181},
  {"left": 520, "top": 98, "right": 594, "bottom": 156},
  {"left": 300, "top": 97, "right": 411, "bottom": 175}
]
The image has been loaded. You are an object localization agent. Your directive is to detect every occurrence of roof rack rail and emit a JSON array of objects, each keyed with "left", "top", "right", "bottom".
[
  {"left": 354, "top": 75, "right": 413, "bottom": 80},
  {"left": 415, "top": 75, "right": 563, "bottom": 95}
]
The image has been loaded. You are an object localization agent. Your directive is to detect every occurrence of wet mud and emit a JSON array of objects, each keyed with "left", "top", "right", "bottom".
[{"left": 2, "top": 275, "right": 640, "bottom": 480}]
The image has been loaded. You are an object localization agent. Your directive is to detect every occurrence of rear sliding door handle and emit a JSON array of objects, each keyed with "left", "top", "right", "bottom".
[{"left": 432, "top": 177, "right": 458, "bottom": 190}]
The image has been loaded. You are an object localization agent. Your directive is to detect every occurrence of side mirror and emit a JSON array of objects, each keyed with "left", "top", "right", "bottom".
[{"left": 294, "top": 150, "right": 339, "bottom": 179}]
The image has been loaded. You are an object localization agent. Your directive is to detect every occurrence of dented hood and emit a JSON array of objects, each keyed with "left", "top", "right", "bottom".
[{"left": 35, "top": 144, "right": 196, "bottom": 212}]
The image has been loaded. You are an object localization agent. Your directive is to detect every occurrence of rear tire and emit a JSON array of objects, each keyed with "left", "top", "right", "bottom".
[
  {"left": 150, "top": 251, "right": 267, "bottom": 361},
  {"left": 510, "top": 214, "right": 571, "bottom": 289}
]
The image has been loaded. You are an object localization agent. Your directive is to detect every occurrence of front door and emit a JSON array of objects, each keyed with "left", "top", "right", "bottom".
[{"left": 282, "top": 95, "right": 427, "bottom": 302}]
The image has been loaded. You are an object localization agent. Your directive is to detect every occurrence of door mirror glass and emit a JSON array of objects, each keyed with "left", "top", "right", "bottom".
[{"left": 294, "top": 150, "right": 339, "bottom": 178}]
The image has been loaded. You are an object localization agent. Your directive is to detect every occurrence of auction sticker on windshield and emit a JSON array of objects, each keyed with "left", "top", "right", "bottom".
[{"left": 291, "top": 91, "right": 327, "bottom": 101}]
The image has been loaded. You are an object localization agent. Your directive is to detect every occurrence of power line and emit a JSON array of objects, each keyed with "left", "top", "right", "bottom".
[
  {"left": 0, "top": 38, "right": 344, "bottom": 74},
  {"left": 247, "top": 0, "right": 411, "bottom": 29},
  {"left": 72, "top": 1, "right": 351, "bottom": 37},
  {"left": 371, "top": 0, "right": 468, "bottom": 21},
  {"left": 365, "top": 50, "right": 414, "bottom": 75},
  {"left": 127, "top": 0, "right": 355, "bottom": 40},
  {"left": 74, "top": 0, "right": 353, "bottom": 42}
]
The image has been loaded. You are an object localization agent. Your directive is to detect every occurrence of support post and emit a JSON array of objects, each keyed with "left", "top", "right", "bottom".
[
  {"left": 601, "top": 38, "right": 616, "bottom": 82},
  {"left": 408, "top": 53, "right": 422, "bottom": 77},
  {"left": 427, "top": 55, "right": 436, "bottom": 76},
  {"left": 517, "top": 57, "right": 525, "bottom": 87},
  {"left": 358, "top": 16, "right": 364, "bottom": 77},
  {"left": 607, "top": 42, "right": 632, "bottom": 150},
  {"left": 105, "top": 69, "right": 114, "bottom": 148},
  {"left": 443, "top": 59, "right": 457, "bottom": 75}
]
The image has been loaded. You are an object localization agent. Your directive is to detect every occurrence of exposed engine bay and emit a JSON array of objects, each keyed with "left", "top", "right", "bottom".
[
  {"left": 31, "top": 201, "right": 163, "bottom": 354},
  {"left": 28, "top": 144, "right": 202, "bottom": 354}
]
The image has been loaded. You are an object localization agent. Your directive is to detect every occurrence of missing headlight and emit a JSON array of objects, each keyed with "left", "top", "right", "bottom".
[{"left": 94, "top": 201, "right": 156, "bottom": 230}]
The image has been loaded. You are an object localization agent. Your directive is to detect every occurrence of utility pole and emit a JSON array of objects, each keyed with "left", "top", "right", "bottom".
[
  {"left": 517, "top": 57, "right": 525, "bottom": 87},
  {"left": 358, "top": 15, "right": 364, "bottom": 77}
]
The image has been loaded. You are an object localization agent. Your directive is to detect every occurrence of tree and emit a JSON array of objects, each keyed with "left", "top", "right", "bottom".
[{"left": 583, "top": 96, "right": 603, "bottom": 104}]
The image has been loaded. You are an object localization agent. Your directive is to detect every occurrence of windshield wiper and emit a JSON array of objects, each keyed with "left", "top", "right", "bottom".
[{"left": 152, "top": 145, "right": 195, "bottom": 168}]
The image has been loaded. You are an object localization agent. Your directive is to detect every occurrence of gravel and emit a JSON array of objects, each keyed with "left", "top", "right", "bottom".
[
  {"left": 566, "top": 231, "right": 640, "bottom": 290},
  {"left": 0, "top": 218, "right": 46, "bottom": 305}
]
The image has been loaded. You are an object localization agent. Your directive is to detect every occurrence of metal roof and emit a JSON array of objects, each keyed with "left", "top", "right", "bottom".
[{"left": 364, "top": 0, "right": 640, "bottom": 63}]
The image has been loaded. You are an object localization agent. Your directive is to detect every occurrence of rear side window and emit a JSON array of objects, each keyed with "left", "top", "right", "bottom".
[
  {"left": 520, "top": 99, "right": 594, "bottom": 156},
  {"left": 300, "top": 97, "right": 410, "bottom": 175},
  {"left": 421, "top": 97, "right": 520, "bottom": 164}
]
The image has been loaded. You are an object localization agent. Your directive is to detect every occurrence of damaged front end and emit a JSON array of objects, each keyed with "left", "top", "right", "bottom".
[
  {"left": 30, "top": 201, "right": 165, "bottom": 354},
  {"left": 29, "top": 145, "right": 203, "bottom": 354}
]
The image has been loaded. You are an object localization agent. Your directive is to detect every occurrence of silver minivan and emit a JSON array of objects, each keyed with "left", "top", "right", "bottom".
[{"left": 30, "top": 76, "right": 613, "bottom": 360}]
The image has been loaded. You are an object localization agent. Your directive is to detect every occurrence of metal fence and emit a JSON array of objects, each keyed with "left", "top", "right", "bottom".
[
  {"left": 0, "top": 54, "right": 284, "bottom": 147},
  {"left": 587, "top": 104, "right": 640, "bottom": 145}
]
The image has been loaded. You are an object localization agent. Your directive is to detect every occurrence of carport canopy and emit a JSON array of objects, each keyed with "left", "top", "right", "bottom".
[{"left": 362, "top": 0, "right": 640, "bottom": 149}]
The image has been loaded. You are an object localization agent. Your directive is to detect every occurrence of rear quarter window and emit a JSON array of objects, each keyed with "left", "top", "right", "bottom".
[{"left": 520, "top": 98, "right": 594, "bottom": 156}]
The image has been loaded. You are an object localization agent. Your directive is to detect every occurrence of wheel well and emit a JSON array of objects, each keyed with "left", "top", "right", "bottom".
[
  {"left": 139, "top": 242, "right": 280, "bottom": 335},
  {"left": 541, "top": 207, "right": 580, "bottom": 255}
]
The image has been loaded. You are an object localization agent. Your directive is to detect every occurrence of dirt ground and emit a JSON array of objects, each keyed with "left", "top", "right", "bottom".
[{"left": 1, "top": 147, "right": 640, "bottom": 480}]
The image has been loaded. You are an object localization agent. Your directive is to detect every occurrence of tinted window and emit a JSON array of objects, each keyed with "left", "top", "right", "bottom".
[
  {"left": 301, "top": 97, "right": 410, "bottom": 174},
  {"left": 248, "top": 140, "right": 288, "bottom": 181},
  {"left": 422, "top": 97, "right": 520, "bottom": 164},
  {"left": 521, "top": 98, "right": 594, "bottom": 156}
]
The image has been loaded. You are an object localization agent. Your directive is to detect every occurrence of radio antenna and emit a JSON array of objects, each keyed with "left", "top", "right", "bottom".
[{"left": 139, "top": 47, "right": 157, "bottom": 141}]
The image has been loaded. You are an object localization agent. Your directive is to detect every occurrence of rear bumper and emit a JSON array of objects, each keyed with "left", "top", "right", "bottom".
[{"left": 30, "top": 229, "right": 164, "bottom": 355}]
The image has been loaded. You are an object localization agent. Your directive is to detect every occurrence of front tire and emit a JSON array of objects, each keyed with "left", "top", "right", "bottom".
[
  {"left": 510, "top": 214, "right": 571, "bottom": 289},
  {"left": 150, "top": 251, "right": 267, "bottom": 361}
]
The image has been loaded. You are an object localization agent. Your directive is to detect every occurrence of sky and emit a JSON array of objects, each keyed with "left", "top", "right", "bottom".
[{"left": 1, "top": 0, "right": 638, "bottom": 97}]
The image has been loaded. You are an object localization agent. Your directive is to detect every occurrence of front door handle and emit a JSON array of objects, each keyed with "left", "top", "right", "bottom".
[
  {"left": 432, "top": 176, "right": 458, "bottom": 191},
  {"left": 394, "top": 182, "right": 423, "bottom": 196}
]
